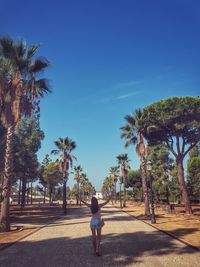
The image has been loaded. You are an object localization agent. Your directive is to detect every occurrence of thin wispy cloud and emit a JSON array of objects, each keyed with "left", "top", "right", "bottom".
[
  {"left": 97, "top": 90, "right": 142, "bottom": 104},
  {"left": 116, "top": 91, "right": 142, "bottom": 100},
  {"left": 76, "top": 80, "right": 143, "bottom": 105},
  {"left": 96, "top": 80, "right": 143, "bottom": 103}
]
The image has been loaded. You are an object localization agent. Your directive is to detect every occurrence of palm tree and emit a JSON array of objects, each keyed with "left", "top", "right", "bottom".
[
  {"left": 74, "top": 165, "right": 82, "bottom": 205},
  {"left": 102, "top": 176, "right": 113, "bottom": 197},
  {"left": 109, "top": 166, "right": 119, "bottom": 203},
  {"left": 121, "top": 109, "right": 150, "bottom": 216},
  {"left": 86, "top": 181, "right": 95, "bottom": 198},
  {"left": 51, "top": 137, "right": 76, "bottom": 214},
  {"left": 79, "top": 173, "right": 95, "bottom": 199},
  {"left": 0, "top": 36, "right": 50, "bottom": 231},
  {"left": 117, "top": 154, "right": 130, "bottom": 207},
  {"left": 119, "top": 175, "right": 123, "bottom": 208}
]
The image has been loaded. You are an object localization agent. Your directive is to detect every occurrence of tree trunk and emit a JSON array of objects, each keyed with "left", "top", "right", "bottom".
[
  {"left": 0, "top": 125, "right": 14, "bottom": 232},
  {"left": 119, "top": 183, "right": 122, "bottom": 208},
  {"left": 43, "top": 187, "right": 46, "bottom": 204},
  {"left": 63, "top": 180, "right": 67, "bottom": 214},
  {"left": 49, "top": 187, "right": 52, "bottom": 205},
  {"left": 0, "top": 196, "right": 10, "bottom": 233},
  {"left": 140, "top": 188, "right": 143, "bottom": 202},
  {"left": 30, "top": 182, "right": 33, "bottom": 204},
  {"left": 165, "top": 185, "right": 170, "bottom": 205},
  {"left": 141, "top": 157, "right": 150, "bottom": 216},
  {"left": 52, "top": 188, "right": 54, "bottom": 204},
  {"left": 26, "top": 183, "right": 29, "bottom": 205},
  {"left": 78, "top": 182, "right": 80, "bottom": 206},
  {"left": 123, "top": 176, "right": 126, "bottom": 207},
  {"left": 177, "top": 157, "right": 192, "bottom": 214},
  {"left": 18, "top": 178, "right": 22, "bottom": 205},
  {"left": 114, "top": 181, "right": 117, "bottom": 203},
  {"left": 21, "top": 177, "right": 27, "bottom": 209}
]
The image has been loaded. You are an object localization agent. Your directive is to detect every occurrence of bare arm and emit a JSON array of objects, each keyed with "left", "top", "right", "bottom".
[
  {"left": 80, "top": 199, "right": 91, "bottom": 208},
  {"left": 99, "top": 196, "right": 111, "bottom": 208}
]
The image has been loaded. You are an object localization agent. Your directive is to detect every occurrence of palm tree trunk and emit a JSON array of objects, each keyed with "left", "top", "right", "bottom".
[
  {"left": 0, "top": 196, "right": 10, "bottom": 232},
  {"left": 63, "top": 180, "right": 67, "bottom": 214},
  {"left": 119, "top": 183, "right": 122, "bottom": 208},
  {"left": 114, "top": 181, "right": 117, "bottom": 203},
  {"left": 123, "top": 176, "right": 126, "bottom": 207},
  {"left": 78, "top": 182, "right": 80, "bottom": 206},
  {"left": 177, "top": 157, "right": 192, "bottom": 214},
  {"left": 0, "top": 125, "right": 15, "bottom": 232},
  {"left": 63, "top": 181, "right": 67, "bottom": 213},
  {"left": 141, "top": 157, "right": 150, "bottom": 216}
]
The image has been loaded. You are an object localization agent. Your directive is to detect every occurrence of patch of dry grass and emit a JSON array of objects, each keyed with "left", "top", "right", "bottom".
[
  {"left": 115, "top": 201, "right": 200, "bottom": 250},
  {"left": 0, "top": 203, "right": 77, "bottom": 250}
]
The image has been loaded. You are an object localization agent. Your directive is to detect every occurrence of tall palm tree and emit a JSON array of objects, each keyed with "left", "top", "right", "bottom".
[
  {"left": 0, "top": 36, "right": 50, "bottom": 231},
  {"left": 109, "top": 166, "right": 119, "bottom": 203},
  {"left": 119, "top": 175, "right": 123, "bottom": 208},
  {"left": 74, "top": 165, "right": 82, "bottom": 205},
  {"left": 102, "top": 176, "right": 113, "bottom": 197},
  {"left": 86, "top": 181, "right": 95, "bottom": 198},
  {"left": 116, "top": 154, "right": 130, "bottom": 207},
  {"left": 79, "top": 173, "right": 95, "bottom": 198},
  {"left": 121, "top": 109, "right": 150, "bottom": 216},
  {"left": 51, "top": 137, "right": 76, "bottom": 214}
]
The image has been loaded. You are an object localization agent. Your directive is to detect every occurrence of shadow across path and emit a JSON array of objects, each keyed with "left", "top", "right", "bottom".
[
  {"left": 0, "top": 229, "right": 199, "bottom": 267},
  {"left": 1, "top": 205, "right": 200, "bottom": 267}
]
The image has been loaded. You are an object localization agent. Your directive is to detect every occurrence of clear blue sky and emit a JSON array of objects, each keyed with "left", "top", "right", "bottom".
[{"left": 1, "top": 0, "right": 199, "bottom": 190}]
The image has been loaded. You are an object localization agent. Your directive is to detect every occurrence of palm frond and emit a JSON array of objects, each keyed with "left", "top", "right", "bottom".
[
  {"left": 70, "top": 141, "right": 76, "bottom": 151},
  {"left": 34, "top": 79, "right": 51, "bottom": 96},
  {"left": 125, "top": 114, "right": 135, "bottom": 125},
  {"left": 74, "top": 165, "right": 82, "bottom": 172},
  {"left": 124, "top": 141, "right": 131, "bottom": 148},
  {"left": 0, "top": 36, "right": 51, "bottom": 125},
  {"left": 0, "top": 36, "right": 15, "bottom": 60},
  {"left": 51, "top": 149, "right": 59, "bottom": 155},
  {"left": 15, "top": 39, "right": 26, "bottom": 59},
  {"left": 72, "top": 155, "right": 77, "bottom": 161},
  {"left": 29, "top": 57, "right": 50, "bottom": 73},
  {"left": 27, "top": 44, "right": 40, "bottom": 60}
]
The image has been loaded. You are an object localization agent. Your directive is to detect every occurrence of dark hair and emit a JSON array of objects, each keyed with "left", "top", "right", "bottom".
[{"left": 91, "top": 197, "right": 99, "bottom": 214}]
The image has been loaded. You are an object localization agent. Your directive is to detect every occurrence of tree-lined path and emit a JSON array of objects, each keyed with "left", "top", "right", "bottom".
[{"left": 0, "top": 205, "right": 200, "bottom": 267}]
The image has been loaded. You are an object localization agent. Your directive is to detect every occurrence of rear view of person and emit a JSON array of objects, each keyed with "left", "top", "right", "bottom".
[{"left": 81, "top": 195, "right": 112, "bottom": 256}]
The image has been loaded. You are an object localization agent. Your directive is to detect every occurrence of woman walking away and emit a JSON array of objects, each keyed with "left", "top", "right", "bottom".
[{"left": 81, "top": 194, "right": 112, "bottom": 256}]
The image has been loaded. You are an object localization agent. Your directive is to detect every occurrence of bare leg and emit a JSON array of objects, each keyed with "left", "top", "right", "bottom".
[
  {"left": 91, "top": 228, "right": 96, "bottom": 253},
  {"left": 96, "top": 227, "right": 102, "bottom": 255}
]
